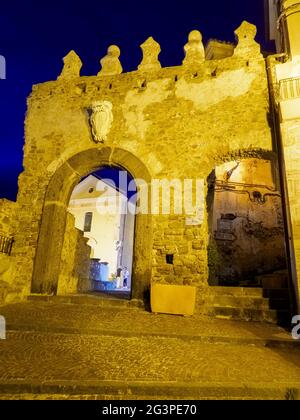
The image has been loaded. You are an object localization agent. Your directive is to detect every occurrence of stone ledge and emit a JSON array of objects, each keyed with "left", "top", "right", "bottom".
[
  {"left": 5, "top": 323, "right": 299, "bottom": 349},
  {"left": 0, "top": 380, "right": 299, "bottom": 400}
]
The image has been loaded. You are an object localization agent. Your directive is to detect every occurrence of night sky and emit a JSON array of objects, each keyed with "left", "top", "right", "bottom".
[{"left": 0, "top": 0, "right": 273, "bottom": 201}]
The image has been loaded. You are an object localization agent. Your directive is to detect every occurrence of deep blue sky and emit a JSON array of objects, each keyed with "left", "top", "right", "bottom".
[{"left": 0, "top": 0, "right": 273, "bottom": 201}]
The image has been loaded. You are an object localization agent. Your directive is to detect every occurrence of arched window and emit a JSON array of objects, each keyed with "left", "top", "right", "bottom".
[{"left": 84, "top": 212, "right": 93, "bottom": 232}]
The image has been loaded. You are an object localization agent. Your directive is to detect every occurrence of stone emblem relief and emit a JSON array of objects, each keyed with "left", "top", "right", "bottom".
[{"left": 89, "top": 101, "right": 113, "bottom": 143}]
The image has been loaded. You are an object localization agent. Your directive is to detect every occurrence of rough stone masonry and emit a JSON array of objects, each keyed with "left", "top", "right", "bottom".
[{"left": 0, "top": 21, "right": 281, "bottom": 306}]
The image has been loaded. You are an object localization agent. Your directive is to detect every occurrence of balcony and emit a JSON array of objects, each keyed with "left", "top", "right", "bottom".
[
  {"left": 278, "top": 76, "right": 300, "bottom": 120},
  {"left": 0, "top": 234, "right": 14, "bottom": 256},
  {"left": 279, "top": 76, "right": 300, "bottom": 101}
]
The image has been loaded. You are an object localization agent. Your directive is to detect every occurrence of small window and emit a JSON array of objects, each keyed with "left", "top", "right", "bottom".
[
  {"left": 84, "top": 212, "right": 93, "bottom": 232},
  {"left": 166, "top": 254, "right": 174, "bottom": 265},
  {"left": 253, "top": 191, "right": 262, "bottom": 200}
]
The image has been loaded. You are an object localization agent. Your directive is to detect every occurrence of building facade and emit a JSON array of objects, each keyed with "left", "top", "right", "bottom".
[
  {"left": 265, "top": 0, "right": 300, "bottom": 311},
  {"left": 68, "top": 174, "right": 135, "bottom": 291}
]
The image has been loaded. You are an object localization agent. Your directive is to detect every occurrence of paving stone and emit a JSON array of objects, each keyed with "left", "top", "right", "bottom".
[{"left": 0, "top": 300, "right": 299, "bottom": 399}]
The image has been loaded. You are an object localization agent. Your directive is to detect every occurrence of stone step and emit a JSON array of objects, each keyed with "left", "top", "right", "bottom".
[
  {"left": 28, "top": 294, "right": 144, "bottom": 309},
  {"left": 263, "top": 288, "right": 290, "bottom": 299},
  {"left": 256, "top": 274, "right": 288, "bottom": 289},
  {"left": 262, "top": 288, "right": 290, "bottom": 310},
  {"left": 205, "top": 284, "right": 291, "bottom": 325},
  {"left": 207, "top": 306, "right": 290, "bottom": 324},
  {"left": 0, "top": 282, "right": 21, "bottom": 305},
  {"left": 0, "top": 381, "right": 299, "bottom": 400},
  {"left": 2, "top": 302, "right": 298, "bottom": 349},
  {"left": 208, "top": 286, "right": 263, "bottom": 297},
  {"left": 207, "top": 295, "right": 270, "bottom": 310},
  {"left": 1, "top": 301, "right": 299, "bottom": 401},
  {"left": 268, "top": 298, "right": 290, "bottom": 311}
]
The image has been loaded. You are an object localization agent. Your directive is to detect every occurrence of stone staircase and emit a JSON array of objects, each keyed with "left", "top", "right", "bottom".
[
  {"left": 30, "top": 273, "right": 292, "bottom": 326},
  {"left": 204, "top": 271, "right": 291, "bottom": 325}
]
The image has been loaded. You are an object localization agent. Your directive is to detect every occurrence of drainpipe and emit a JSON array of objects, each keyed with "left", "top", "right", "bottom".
[{"left": 266, "top": 54, "right": 300, "bottom": 316}]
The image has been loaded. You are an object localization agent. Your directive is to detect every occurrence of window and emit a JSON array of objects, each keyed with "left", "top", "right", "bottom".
[{"left": 84, "top": 212, "right": 93, "bottom": 232}]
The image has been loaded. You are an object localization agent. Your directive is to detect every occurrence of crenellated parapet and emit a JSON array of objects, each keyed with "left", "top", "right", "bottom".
[
  {"left": 138, "top": 37, "right": 161, "bottom": 72},
  {"left": 233, "top": 21, "right": 262, "bottom": 59},
  {"left": 55, "top": 21, "right": 262, "bottom": 84},
  {"left": 183, "top": 30, "right": 205, "bottom": 67},
  {"left": 27, "top": 21, "right": 265, "bottom": 113},
  {"left": 98, "top": 45, "right": 123, "bottom": 76},
  {"left": 58, "top": 50, "right": 82, "bottom": 80},
  {"left": 25, "top": 20, "right": 269, "bottom": 178}
]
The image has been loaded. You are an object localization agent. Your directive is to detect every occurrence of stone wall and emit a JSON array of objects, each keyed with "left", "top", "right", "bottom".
[
  {"left": 152, "top": 216, "right": 207, "bottom": 286},
  {"left": 0, "top": 199, "right": 16, "bottom": 237},
  {"left": 0, "top": 199, "right": 18, "bottom": 306},
  {"left": 57, "top": 213, "right": 92, "bottom": 295},
  {"left": 11, "top": 21, "right": 276, "bottom": 302}
]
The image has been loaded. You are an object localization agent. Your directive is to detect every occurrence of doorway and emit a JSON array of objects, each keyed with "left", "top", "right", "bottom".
[
  {"left": 31, "top": 147, "right": 152, "bottom": 301},
  {"left": 207, "top": 157, "right": 288, "bottom": 286},
  {"left": 67, "top": 166, "right": 137, "bottom": 298}
]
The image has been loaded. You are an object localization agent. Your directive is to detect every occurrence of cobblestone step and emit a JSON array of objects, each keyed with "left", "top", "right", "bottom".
[
  {"left": 6, "top": 323, "right": 298, "bottom": 348},
  {"left": 0, "top": 380, "right": 299, "bottom": 400},
  {"left": 28, "top": 294, "right": 144, "bottom": 309},
  {"left": 0, "top": 302, "right": 299, "bottom": 400},
  {"left": 2, "top": 301, "right": 297, "bottom": 348},
  {"left": 0, "top": 330, "right": 299, "bottom": 400}
]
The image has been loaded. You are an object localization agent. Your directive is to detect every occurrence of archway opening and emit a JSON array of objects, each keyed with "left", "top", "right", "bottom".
[
  {"left": 31, "top": 147, "right": 152, "bottom": 301},
  {"left": 62, "top": 165, "right": 137, "bottom": 299},
  {"left": 207, "top": 157, "right": 288, "bottom": 287}
]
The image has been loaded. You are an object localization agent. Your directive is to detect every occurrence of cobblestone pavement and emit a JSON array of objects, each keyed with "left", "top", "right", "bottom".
[
  {"left": 0, "top": 301, "right": 297, "bottom": 344},
  {"left": 0, "top": 300, "right": 300, "bottom": 400}
]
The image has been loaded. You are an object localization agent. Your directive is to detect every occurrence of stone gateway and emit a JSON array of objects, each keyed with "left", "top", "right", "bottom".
[{"left": 0, "top": 17, "right": 299, "bottom": 321}]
